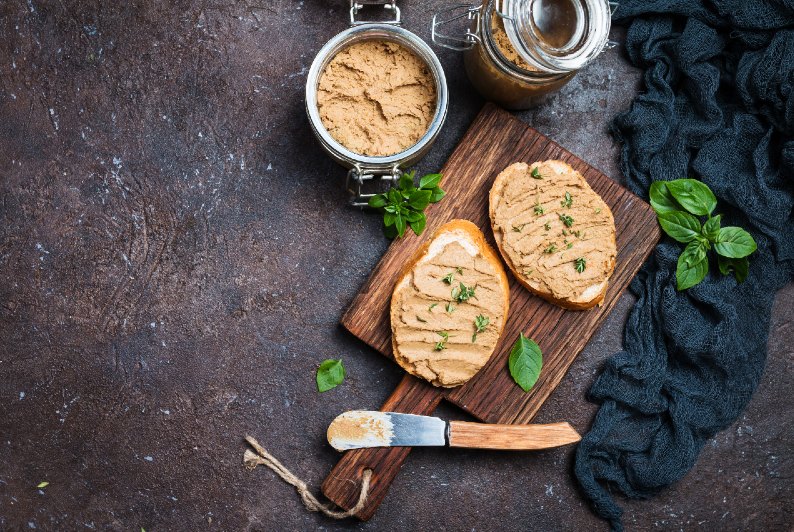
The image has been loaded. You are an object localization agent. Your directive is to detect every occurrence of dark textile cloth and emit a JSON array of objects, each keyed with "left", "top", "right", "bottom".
[{"left": 574, "top": 1, "right": 794, "bottom": 529}]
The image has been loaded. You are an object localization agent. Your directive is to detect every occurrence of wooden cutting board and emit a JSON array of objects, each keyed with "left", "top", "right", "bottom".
[{"left": 321, "top": 103, "right": 660, "bottom": 519}]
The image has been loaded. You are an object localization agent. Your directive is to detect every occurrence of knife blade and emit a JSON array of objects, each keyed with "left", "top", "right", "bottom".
[{"left": 327, "top": 410, "right": 581, "bottom": 451}]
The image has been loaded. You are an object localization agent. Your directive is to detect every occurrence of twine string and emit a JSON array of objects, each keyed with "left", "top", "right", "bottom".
[{"left": 243, "top": 435, "right": 372, "bottom": 519}]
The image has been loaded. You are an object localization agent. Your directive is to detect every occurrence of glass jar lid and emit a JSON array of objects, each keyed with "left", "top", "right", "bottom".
[{"left": 499, "top": 0, "right": 611, "bottom": 73}]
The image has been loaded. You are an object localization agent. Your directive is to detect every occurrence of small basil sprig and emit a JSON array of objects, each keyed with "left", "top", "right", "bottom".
[
  {"left": 368, "top": 170, "right": 445, "bottom": 238},
  {"left": 650, "top": 179, "right": 756, "bottom": 290}
]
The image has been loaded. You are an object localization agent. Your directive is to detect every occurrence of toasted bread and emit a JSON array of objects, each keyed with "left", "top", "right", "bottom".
[
  {"left": 390, "top": 220, "right": 510, "bottom": 387},
  {"left": 489, "top": 160, "right": 616, "bottom": 310}
]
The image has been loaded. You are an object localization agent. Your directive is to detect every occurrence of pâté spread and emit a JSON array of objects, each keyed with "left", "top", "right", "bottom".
[
  {"left": 317, "top": 40, "right": 437, "bottom": 157},
  {"left": 391, "top": 238, "right": 506, "bottom": 387}
]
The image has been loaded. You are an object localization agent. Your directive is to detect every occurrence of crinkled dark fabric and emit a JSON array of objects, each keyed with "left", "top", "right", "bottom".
[{"left": 574, "top": 1, "right": 794, "bottom": 529}]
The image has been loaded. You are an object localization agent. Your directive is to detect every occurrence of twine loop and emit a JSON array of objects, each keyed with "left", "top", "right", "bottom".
[{"left": 243, "top": 435, "right": 372, "bottom": 519}]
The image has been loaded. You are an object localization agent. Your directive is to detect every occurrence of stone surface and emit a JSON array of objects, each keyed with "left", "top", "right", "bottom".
[{"left": 0, "top": 1, "right": 791, "bottom": 531}]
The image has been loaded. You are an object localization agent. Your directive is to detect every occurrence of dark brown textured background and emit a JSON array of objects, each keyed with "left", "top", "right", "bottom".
[{"left": 0, "top": 1, "right": 791, "bottom": 530}]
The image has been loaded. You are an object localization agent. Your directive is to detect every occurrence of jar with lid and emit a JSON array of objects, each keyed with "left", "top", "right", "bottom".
[
  {"left": 432, "top": 0, "right": 614, "bottom": 110},
  {"left": 306, "top": 1, "right": 449, "bottom": 206}
]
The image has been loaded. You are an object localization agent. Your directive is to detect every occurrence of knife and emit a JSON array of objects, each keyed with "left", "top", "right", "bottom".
[{"left": 327, "top": 410, "right": 581, "bottom": 451}]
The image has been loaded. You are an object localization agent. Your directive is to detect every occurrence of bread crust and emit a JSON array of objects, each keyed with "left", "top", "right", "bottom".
[
  {"left": 389, "top": 219, "right": 510, "bottom": 387},
  {"left": 489, "top": 161, "right": 616, "bottom": 310}
]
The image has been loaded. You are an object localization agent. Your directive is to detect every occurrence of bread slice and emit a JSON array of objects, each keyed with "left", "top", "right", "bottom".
[
  {"left": 390, "top": 220, "right": 510, "bottom": 387},
  {"left": 489, "top": 160, "right": 616, "bottom": 310}
]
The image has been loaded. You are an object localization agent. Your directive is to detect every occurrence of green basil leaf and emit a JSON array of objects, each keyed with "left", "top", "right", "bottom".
[
  {"left": 411, "top": 213, "right": 427, "bottom": 236},
  {"left": 649, "top": 181, "right": 681, "bottom": 214},
  {"left": 666, "top": 179, "right": 717, "bottom": 216},
  {"left": 368, "top": 194, "right": 387, "bottom": 209},
  {"left": 383, "top": 212, "right": 396, "bottom": 227},
  {"left": 429, "top": 187, "right": 445, "bottom": 203},
  {"left": 694, "top": 234, "right": 711, "bottom": 249},
  {"left": 508, "top": 333, "right": 543, "bottom": 392},
  {"left": 404, "top": 211, "right": 422, "bottom": 223},
  {"left": 383, "top": 223, "right": 398, "bottom": 239},
  {"left": 408, "top": 189, "right": 432, "bottom": 211},
  {"left": 702, "top": 214, "right": 721, "bottom": 242},
  {"left": 387, "top": 189, "right": 402, "bottom": 205},
  {"left": 676, "top": 243, "right": 708, "bottom": 290},
  {"left": 399, "top": 173, "right": 414, "bottom": 192},
  {"left": 681, "top": 239, "right": 707, "bottom": 267},
  {"left": 718, "top": 255, "right": 749, "bottom": 283},
  {"left": 395, "top": 213, "right": 407, "bottom": 237},
  {"left": 383, "top": 205, "right": 397, "bottom": 214},
  {"left": 714, "top": 227, "right": 757, "bottom": 258},
  {"left": 658, "top": 211, "right": 702, "bottom": 243},
  {"left": 316, "top": 359, "right": 345, "bottom": 392},
  {"left": 419, "top": 173, "right": 442, "bottom": 190}
]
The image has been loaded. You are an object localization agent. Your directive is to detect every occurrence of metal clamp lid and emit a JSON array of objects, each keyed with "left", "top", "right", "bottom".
[
  {"left": 431, "top": 4, "right": 482, "bottom": 51},
  {"left": 350, "top": 1, "right": 401, "bottom": 25},
  {"left": 346, "top": 164, "right": 402, "bottom": 207}
]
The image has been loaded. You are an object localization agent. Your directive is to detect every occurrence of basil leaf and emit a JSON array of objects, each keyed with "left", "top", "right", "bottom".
[
  {"left": 387, "top": 188, "right": 402, "bottom": 205},
  {"left": 429, "top": 187, "right": 445, "bottom": 203},
  {"left": 411, "top": 213, "right": 427, "bottom": 236},
  {"left": 508, "top": 333, "right": 543, "bottom": 392},
  {"left": 399, "top": 172, "right": 414, "bottom": 191},
  {"left": 407, "top": 189, "right": 432, "bottom": 211},
  {"left": 649, "top": 181, "right": 681, "bottom": 214},
  {"left": 682, "top": 239, "right": 707, "bottom": 266},
  {"left": 419, "top": 173, "right": 442, "bottom": 190},
  {"left": 404, "top": 211, "right": 422, "bottom": 223},
  {"left": 368, "top": 194, "right": 387, "bottom": 209},
  {"left": 718, "top": 255, "right": 749, "bottom": 283},
  {"left": 383, "top": 224, "right": 398, "bottom": 239},
  {"left": 666, "top": 179, "right": 717, "bottom": 216},
  {"left": 316, "top": 359, "right": 345, "bottom": 392},
  {"left": 394, "top": 213, "right": 407, "bottom": 237},
  {"left": 383, "top": 212, "right": 396, "bottom": 227},
  {"left": 657, "top": 211, "right": 702, "bottom": 243},
  {"left": 702, "top": 214, "right": 721, "bottom": 242},
  {"left": 676, "top": 242, "right": 708, "bottom": 290},
  {"left": 714, "top": 227, "right": 757, "bottom": 258}
]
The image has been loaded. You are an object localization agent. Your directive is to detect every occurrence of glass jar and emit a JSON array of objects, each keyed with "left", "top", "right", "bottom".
[
  {"left": 306, "top": 2, "right": 449, "bottom": 207},
  {"left": 432, "top": 0, "right": 613, "bottom": 110}
]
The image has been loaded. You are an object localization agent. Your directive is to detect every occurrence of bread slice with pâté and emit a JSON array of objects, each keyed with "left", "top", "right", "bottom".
[
  {"left": 390, "top": 220, "right": 510, "bottom": 388},
  {"left": 489, "top": 160, "right": 616, "bottom": 310}
]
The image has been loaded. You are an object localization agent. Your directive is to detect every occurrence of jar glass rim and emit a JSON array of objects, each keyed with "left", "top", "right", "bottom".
[
  {"left": 305, "top": 24, "right": 449, "bottom": 168},
  {"left": 496, "top": 0, "right": 611, "bottom": 74},
  {"left": 480, "top": 6, "right": 566, "bottom": 79}
]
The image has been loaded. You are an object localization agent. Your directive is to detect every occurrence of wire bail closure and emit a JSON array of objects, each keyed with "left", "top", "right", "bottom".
[
  {"left": 350, "top": 1, "right": 401, "bottom": 25},
  {"left": 346, "top": 164, "right": 402, "bottom": 207},
  {"left": 431, "top": 4, "right": 482, "bottom": 51},
  {"left": 432, "top": 1, "right": 617, "bottom": 60}
]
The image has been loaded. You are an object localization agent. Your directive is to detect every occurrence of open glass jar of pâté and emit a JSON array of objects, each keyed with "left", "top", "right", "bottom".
[
  {"left": 306, "top": 2, "right": 449, "bottom": 206},
  {"left": 432, "top": 0, "right": 614, "bottom": 110}
]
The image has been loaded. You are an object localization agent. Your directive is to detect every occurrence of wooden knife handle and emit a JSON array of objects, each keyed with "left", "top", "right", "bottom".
[
  {"left": 448, "top": 421, "right": 581, "bottom": 450},
  {"left": 321, "top": 374, "right": 444, "bottom": 520}
]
